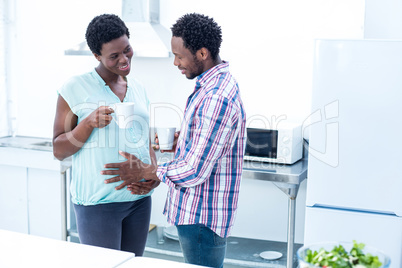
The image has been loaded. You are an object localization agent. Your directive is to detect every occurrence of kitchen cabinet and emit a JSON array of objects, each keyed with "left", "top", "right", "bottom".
[
  {"left": 0, "top": 136, "right": 67, "bottom": 240},
  {"left": 27, "top": 168, "right": 62, "bottom": 238},
  {"left": 0, "top": 165, "right": 28, "bottom": 233}
]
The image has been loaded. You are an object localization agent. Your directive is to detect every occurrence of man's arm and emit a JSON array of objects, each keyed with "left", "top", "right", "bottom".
[{"left": 157, "top": 94, "right": 239, "bottom": 188}]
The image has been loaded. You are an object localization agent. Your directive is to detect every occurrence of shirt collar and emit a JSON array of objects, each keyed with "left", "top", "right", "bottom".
[
  {"left": 91, "top": 68, "right": 106, "bottom": 86},
  {"left": 195, "top": 61, "right": 229, "bottom": 89},
  {"left": 91, "top": 68, "right": 129, "bottom": 88}
]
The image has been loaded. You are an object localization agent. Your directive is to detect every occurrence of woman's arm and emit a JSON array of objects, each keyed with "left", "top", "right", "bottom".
[{"left": 52, "top": 95, "right": 113, "bottom": 160}]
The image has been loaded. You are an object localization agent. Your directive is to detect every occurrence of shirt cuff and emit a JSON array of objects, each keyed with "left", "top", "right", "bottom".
[
  {"left": 157, "top": 162, "right": 181, "bottom": 189},
  {"left": 157, "top": 163, "right": 167, "bottom": 182}
]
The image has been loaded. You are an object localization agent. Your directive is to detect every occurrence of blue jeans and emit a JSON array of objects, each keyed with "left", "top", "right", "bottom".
[
  {"left": 176, "top": 224, "right": 227, "bottom": 268},
  {"left": 73, "top": 196, "right": 151, "bottom": 256}
]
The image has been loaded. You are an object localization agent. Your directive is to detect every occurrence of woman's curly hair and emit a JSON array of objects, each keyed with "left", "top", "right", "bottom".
[
  {"left": 171, "top": 13, "right": 222, "bottom": 61},
  {"left": 85, "top": 14, "right": 130, "bottom": 55}
]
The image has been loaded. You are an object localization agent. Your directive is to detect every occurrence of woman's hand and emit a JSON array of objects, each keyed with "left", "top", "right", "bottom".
[
  {"left": 127, "top": 180, "right": 160, "bottom": 195},
  {"left": 102, "top": 151, "right": 159, "bottom": 190},
  {"left": 85, "top": 106, "right": 114, "bottom": 129}
]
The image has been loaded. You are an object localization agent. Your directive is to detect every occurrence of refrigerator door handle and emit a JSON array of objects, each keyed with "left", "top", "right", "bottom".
[{"left": 307, "top": 204, "right": 399, "bottom": 217}]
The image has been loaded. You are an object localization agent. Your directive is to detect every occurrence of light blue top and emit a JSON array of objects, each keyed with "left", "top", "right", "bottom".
[{"left": 59, "top": 69, "right": 152, "bottom": 205}]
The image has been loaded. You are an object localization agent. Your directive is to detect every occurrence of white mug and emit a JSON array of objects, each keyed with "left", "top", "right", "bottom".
[
  {"left": 111, "top": 102, "right": 135, "bottom": 129},
  {"left": 156, "top": 127, "right": 176, "bottom": 150}
]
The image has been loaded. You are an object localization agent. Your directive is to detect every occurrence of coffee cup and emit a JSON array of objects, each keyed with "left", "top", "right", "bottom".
[
  {"left": 156, "top": 127, "right": 176, "bottom": 150},
  {"left": 111, "top": 102, "right": 135, "bottom": 129}
]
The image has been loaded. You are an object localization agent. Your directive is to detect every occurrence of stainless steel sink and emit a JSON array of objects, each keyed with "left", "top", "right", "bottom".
[
  {"left": 0, "top": 136, "right": 53, "bottom": 152},
  {"left": 31, "top": 141, "right": 53, "bottom": 147}
]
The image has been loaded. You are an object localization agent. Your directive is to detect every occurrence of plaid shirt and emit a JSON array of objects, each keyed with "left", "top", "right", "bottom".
[{"left": 157, "top": 62, "right": 247, "bottom": 237}]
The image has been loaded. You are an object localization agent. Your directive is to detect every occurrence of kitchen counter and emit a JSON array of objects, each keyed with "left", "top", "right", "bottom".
[
  {"left": 154, "top": 151, "right": 307, "bottom": 185},
  {"left": 243, "top": 159, "right": 308, "bottom": 185},
  {"left": 0, "top": 229, "right": 207, "bottom": 268},
  {"left": 0, "top": 135, "right": 53, "bottom": 151},
  {"left": 242, "top": 159, "right": 307, "bottom": 268},
  {"left": 0, "top": 229, "right": 134, "bottom": 268},
  {"left": 0, "top": 135, "right": 72, "bottom": 172}
]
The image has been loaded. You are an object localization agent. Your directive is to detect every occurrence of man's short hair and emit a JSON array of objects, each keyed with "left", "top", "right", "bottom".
[{"left": 171, "top": 13, "right": 222, "bottom": 61}]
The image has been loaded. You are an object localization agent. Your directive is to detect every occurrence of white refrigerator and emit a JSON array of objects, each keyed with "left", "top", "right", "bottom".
[{"left": 304, "top": 39, "right": 402, "bottom": 268}]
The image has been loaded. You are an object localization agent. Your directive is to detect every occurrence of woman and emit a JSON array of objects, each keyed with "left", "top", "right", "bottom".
[{"left": 53, "top": 14, "right": 158, "bottom": 255}]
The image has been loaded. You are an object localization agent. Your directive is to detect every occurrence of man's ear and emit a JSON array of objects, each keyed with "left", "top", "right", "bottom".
[{"left": 197, "top": 47, "right": 209, "bottom": 60}]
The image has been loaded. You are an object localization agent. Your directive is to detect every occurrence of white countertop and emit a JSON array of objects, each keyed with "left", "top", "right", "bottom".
[
  {"left": 0, "top": 229, "right": 134, "bottom": 268},
  {"left": 116, "top": 256, "right": 206, "bottom": 267},
  {"left": 0, "top": 136, "right": 72, "bottom": 171},
  {"left": 0, "top": 229, "right": 207, "bottom": 268}
]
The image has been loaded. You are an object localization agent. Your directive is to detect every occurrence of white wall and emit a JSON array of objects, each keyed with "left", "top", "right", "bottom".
[
  {"left": 159, "top": 0, "right": 365, "bottom": 127},
  {"left": 364, "top": 0, "right": 402, "bottom": 38},
  {"left": 0, "top": 0, "right": 8, "bottom": 137},
  {"left": 6, "top": 0, "right": 365, "bottom": 243},
  {"left": 10, "top": 0, "right": 365, "bottom": 138}
]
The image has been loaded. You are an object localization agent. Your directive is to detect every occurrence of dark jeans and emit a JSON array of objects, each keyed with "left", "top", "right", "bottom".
[
  {"left": 73, "top": 196, "right": 151, "bottom": 256},
  {"left": 176, "top": 224, "right": 227, "bottom": 268}
]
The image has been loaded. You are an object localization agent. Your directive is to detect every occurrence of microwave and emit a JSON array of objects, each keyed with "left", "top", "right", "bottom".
[{"left": 244, "top": 123, "right": 303, "bottom": 164}]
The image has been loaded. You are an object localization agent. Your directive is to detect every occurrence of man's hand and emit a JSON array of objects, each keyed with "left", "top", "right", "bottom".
[
  {"left": 154, "top": 131, "right": 180, "bottom": 153},
  {"left": 101, "top": 151, "right": 158, "bottom": 190}
]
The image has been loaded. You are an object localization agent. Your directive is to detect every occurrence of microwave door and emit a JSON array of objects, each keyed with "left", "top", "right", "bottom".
[{"left": 245, "top": 128, "right": 278, "bottom": 160}]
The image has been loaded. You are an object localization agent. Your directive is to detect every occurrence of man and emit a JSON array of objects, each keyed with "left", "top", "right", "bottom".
[{"left": 102, "top": 13, "right": 247, "bottom": 268}]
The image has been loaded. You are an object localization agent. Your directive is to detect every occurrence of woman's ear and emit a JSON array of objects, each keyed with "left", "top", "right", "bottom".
[{"left": 94, "top": 53, "right": 101, "bottom": 62}]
